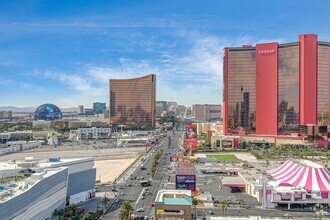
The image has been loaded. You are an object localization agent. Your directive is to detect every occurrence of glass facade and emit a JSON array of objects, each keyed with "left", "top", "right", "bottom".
[
  {"left": 277, "top": 44, "right": 300, "bottom": 134},
  {"left": 318, "top": 44, "right": 330, "bottom": 126},
  {"left": 110, "top": 74, "right": 156, "bottom": 127},
  {"left": 227, "top": 49, "right": 256, "bottom": 133}
]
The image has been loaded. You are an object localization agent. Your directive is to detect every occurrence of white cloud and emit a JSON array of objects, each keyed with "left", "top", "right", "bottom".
[
  {"left": 44, "top": 72, "right": 92, "bottom": 91},
  {"left": 19, "top": 82, "right": 45, "bottom": 93},
  {"left": 38, "top": 33, "right": 254, "bottom": 107}
]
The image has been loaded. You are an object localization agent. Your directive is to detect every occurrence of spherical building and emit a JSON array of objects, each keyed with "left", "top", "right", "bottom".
[{"left": 34, "top": 104, "right": 62, "bottom": 121}]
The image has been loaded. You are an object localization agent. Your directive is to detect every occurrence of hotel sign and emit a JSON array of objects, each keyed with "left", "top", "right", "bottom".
[{"left": 258, "top": 49, "right": 276, "bottom": 55}]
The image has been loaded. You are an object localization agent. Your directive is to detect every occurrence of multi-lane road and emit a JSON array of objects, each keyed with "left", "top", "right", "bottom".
[{"left": 102, "top": 129, "right": 182, "bottom": 219}]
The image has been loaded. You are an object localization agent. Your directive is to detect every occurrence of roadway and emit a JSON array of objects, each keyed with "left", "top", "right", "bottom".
[{"left": 102, "top": 129, "right": 182, "bottom": 219}]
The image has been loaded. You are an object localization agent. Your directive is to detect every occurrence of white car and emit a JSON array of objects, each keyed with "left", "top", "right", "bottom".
[{"left": 137, "top": 208, "right": 145, "bottom": 212}]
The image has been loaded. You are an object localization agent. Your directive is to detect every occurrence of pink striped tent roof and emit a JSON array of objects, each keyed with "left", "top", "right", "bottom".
[{"left": 267, "top": 160, "right": 330, "bottom": 198}]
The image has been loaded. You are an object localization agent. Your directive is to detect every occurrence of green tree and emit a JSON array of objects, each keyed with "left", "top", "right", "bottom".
[
  {"left": 221, "top": 200, "right": 230, "bottom": 217},
  {"left": 57, "top": 209, "right": 66, "bottom": 220},
  {"left": 69, "top": 203, "right": 79, "bottom": 216},
  {"left": 53, "top": 209, "right": 60, "bottom": 220},
  {"left": 192, "top": 198, "right": 199, "bottom": 218},
  {"left": 119, "top": 201, "right": 134, "bottom": 220}
]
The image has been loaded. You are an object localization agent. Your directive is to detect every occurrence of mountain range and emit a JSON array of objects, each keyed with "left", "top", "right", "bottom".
[{"left": 0, "top": 106, "right": 77, "bottom": 113}]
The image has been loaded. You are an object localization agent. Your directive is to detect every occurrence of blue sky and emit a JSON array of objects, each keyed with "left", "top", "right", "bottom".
[{"left": 0, "top": 0, "right": 329, "bottom": 108}]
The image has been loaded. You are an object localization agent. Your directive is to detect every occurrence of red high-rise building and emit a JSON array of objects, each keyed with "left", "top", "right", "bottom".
[{"left": 223, "top": 34, "right": 330, "bottom": 136}]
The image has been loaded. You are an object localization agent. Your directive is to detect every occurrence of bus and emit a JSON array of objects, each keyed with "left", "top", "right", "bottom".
[{"left": 140, "top": 180, "right": 151, "bottom": 187}]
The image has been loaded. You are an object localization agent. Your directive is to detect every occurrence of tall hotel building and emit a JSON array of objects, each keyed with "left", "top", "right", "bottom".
[
  {"left": 110, "top": 74, "right": 156, "bottom": 127},
  {"left": 223, "top": 34, "right": 330, "bottom": 136}
]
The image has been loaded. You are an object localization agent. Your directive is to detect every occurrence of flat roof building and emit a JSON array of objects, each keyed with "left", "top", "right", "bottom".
[
  {"left": 0, "top": 167, "right": 69, "bottom": 219},
  {"left": 155, "top": 189, "right": 192, "bottom": 220},
  {"left": 193, "top": 104, "right": 222, "bottom": 122},
  {"left": 110, "top": 74, "right": 156, "bottom": 127},
  {"left": 0, "top": 157, "right": 96, "bottom": 206},
  {"left": 223, "top": 34, "right": 330, "bottom": 136}
]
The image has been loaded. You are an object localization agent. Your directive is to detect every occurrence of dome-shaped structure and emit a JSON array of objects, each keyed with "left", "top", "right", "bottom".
[{"left": 34, "top": 104, "right": 62, "bottom": 121}]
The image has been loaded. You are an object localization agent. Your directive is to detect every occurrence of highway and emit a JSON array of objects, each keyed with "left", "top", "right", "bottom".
[{"left": 102, "top": 129, "right": 182, "bottom": 219}]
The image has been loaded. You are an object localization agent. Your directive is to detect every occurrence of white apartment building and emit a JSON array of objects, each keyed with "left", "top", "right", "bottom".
[{"left": 69, "top": 127, "right": 111, "bottom": 140}]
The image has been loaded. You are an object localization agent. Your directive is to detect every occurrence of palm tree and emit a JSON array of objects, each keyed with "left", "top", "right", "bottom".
[
  {"left": 192, "top": 198, "right": 199, "bottom": 219},
  {"left": 85, "top": 212, "right": 98, "bottom": 220},
  {"left": 52, "top": 209, "right": 60, "bottom": 220},
  {"left": 69, "top": 203, "right": 79, "bottom": 216},
  {"left": 119, "top": 201, "right": 134, "bottom": 220},
  {"left": 221, "top": 200, "right": 230, "bottom": 217},
  {"left": 0, "top": 178, "right": 7, "bottom": 185},
  {"left": 57, "top": 209, "right": 65, "bottom": 220}
]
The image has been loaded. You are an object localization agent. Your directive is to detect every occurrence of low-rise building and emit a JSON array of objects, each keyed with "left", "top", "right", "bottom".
[
  {"left": 0, "top": 141, "right": 41, "bottom": 156},
  {"left": 0, "top": 157, "right": 96, "bottom": 206},
  {"left": 155, "top": 189, "right": 192, "bottom": 220},
  {"left": 70, "top": 127, "right": 111, "bottom": 140},
  {"left": 240, "top": 159, "right": 330, "bottom": 210},
  {"left": 0, "top": 131, "right": 33, "bottom": 144},
  {"left": 0, "top": 167, "right": 69, "bottom": 220}
]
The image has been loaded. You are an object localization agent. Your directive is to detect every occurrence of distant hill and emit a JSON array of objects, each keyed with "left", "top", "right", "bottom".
[{"left": 0, "top": 106, "right": 77, "bottom": 113}]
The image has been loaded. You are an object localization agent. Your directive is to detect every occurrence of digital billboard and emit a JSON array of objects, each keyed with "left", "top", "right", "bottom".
[
  {"left": 185, "top": 124, "right": 198, "bottom": 152},
  {"left": 185, "top": 138, "right": 198, "bottom": 152},
  {"left": 186, "top": 124, "right": 197, "bottom": 139},
  {"left": 175, "top": 175, "right": 196, "bottom": 191}
]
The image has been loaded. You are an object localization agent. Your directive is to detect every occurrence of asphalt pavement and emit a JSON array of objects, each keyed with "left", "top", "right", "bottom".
[{"left": 101, "top": 130, "right": 182, "bottom": 219}]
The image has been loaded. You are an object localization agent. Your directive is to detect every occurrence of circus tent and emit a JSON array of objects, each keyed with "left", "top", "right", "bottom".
[{"left": 267, "top": 160, "right": 330, "bottom": 198}]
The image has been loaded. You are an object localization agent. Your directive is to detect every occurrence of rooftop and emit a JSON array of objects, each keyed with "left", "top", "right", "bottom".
[
  {"left": 0, "top": 167, "right": 67, "bottom": 202},
  {"left": 155, "top": 190, "right": 192, "bottom": 205},
  {"left": 0, "top": 157, "right": 93, "bottom": 171}
]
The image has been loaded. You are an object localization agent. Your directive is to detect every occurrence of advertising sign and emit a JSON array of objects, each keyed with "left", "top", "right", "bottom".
[
  {"left": 185, "top": 124, "right": 198, "bottom": 152},
  {"left": 175, "top": 175, "right": 196, "bottom": 191},
  {"left": 186, "top": 124, "right": 197, "bottom": 139},
  {"left": 281, "top": 194, "right": 291, "bottom": 200}
]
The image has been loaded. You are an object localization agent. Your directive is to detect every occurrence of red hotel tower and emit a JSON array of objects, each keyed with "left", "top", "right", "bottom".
[{"left": 223, "top": 34, "right": 330, "bottom": 136}]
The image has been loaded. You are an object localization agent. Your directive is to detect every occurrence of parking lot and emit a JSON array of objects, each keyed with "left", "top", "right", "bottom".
[{"left": 162, "top": 158, "right": 318, "bottom": 219}]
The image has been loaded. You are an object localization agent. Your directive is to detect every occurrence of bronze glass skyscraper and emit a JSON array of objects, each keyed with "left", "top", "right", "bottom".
[{"left": 110, "top": 74, "right": 156, "bottom": 127}]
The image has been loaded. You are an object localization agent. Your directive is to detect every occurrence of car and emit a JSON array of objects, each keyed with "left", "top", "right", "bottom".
[
  {"left": 146, "top": 172, "right": 150, "bottom": 175},
  {"left": 144, "top": 187, "right": 149, "bottom": 191},
  {"left": 121, "top": 192, "right": 125, "bottom": 196},
  {"left": 127, "top": 183, "right": 133, "bottom": 187},
  {"left": 144, "top": 216, "right": 149, "bottom": 220},
  {"left": 118, "top": 186, "right": 125, "bottom": 189},
  {"left": 111, "top": 188, "right": 118, "bottom": 192},
  {"left": 207, "top": 211, "right": 214, "bottom": 215},
  {"left": 136, "top": 208, "right": 145, "bottom": 212},
  {"left": 149, "top": 203, "right": 155, "bottom": 207},
  {"left": 141, "top": 196, "right": 146, "bottom": 200},
  {"left": 115, "top": 199, "right": 119, "bottom": 203},
  {"left": 140, "top": 176, "right": 144, "bottom": 179}
]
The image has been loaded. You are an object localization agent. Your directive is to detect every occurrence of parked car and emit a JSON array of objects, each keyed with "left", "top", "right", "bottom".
[
  {"left": 149, "top": 203, "right": 154, "bottom": 207},
  {"left": 137, "top": 208, "right": 145, "bottom": 212}
]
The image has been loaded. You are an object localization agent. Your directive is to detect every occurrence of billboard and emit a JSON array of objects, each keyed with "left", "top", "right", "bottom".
[
  {"left": 175, "top": 175, "right": 196, "bottom": 191},
  {"left": 185, "top": 124, "right": 198, "bottom": 152},
  {"left": 186, "top": 124, "right": 197, "bottom": 139}
]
